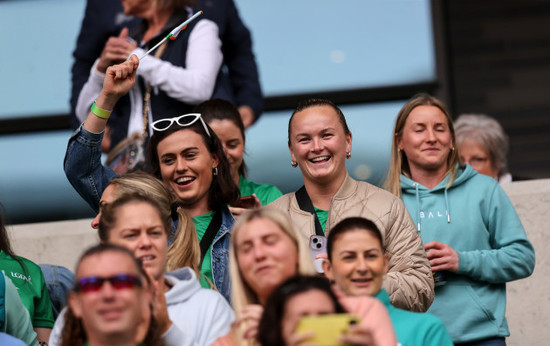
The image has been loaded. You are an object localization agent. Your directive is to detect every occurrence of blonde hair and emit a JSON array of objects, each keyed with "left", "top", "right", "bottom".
[
  {"left": 166, "top": 207, "right": 200, "bottom": 274},
  {"left": 105, "top": 173, "right": 201, "bottom": 277},
  {"left": 384, "top": 94, "right": 459, "bottom": 197},
  {"left": 229, "top": 208, "right": 315, "bottom": 345}
]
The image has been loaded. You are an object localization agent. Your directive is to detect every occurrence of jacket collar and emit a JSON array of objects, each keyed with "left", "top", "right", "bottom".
[
  {"left": 214, "top": 206, "right": 235, "bottom": 242},
  {"left": 290, "top": 173, "right": 357, "bottom": 212},
  {"left": 332, "top": 172, "right": 358, "bottom": 201}
]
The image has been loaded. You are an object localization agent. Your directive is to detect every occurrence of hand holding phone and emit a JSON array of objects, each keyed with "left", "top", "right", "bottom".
[
  {"left": 309, "top": 235, "right": 327, "bottom": 273},
  {"left": 295, "top": 314, "right": 359, "bottom": 346},
  {"left": 232, "top": 195, "right": 256, "bottom": 209}
]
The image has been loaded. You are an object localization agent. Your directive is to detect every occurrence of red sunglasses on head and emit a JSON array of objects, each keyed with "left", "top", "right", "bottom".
[{"left": 74, "top": 274, "right": 142, "bottom": 293}]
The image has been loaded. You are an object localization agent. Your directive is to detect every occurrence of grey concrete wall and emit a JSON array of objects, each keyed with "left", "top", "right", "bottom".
[
  {"left": 502, "top": 179, "right": 550, "bottom": 346},
  {"left": 6, "top": 179, "right": 549, "bottom": 344},
  {"left": 8, "top": 218, "right": 97, "bottom": 272}
]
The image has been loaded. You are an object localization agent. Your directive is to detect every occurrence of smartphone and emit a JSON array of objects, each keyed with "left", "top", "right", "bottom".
[
  {"left": 296, "top": 314, "right": 359, "bottom": 346},
  {"left": 232, "top": 195, "right": 255, "bottom": 209},
  {"left": 309, "top": 235, "right": 327, "bottom": 273}
]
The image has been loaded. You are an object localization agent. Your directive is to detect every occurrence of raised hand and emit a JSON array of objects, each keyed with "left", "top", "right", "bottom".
[
  {"left": 148, "top": 272, "right": 173, "bottom": 335},
  {"left": 84, "top": 55, "right": 139, "bottom": 133},
  {"left": 100, "top": 54, "right": 140, "bottom": 105}
]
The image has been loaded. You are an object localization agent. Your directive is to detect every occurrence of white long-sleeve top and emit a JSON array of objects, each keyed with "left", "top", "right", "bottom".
[{"left": 75, "top": 18, "right": 222, "bottom": 137}]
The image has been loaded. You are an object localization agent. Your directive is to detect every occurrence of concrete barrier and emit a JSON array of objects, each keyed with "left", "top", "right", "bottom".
[
  {"left": 6, "top": 179, "right": 549, "bottom": 345},
  {"left": 8, "top": 218, "right": 97, "bottom": 272},
  {"left": 502, "top": 179, "right": 550, "bottom": 346}
]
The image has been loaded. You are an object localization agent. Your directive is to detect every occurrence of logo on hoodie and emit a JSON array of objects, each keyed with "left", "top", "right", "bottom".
[{"left": 419, "top": 210, "right": 448, "bottom": 219}]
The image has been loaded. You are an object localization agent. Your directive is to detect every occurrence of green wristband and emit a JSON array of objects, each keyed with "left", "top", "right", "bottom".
[{"left": 90, "top": 101, "right": 112, "bottom": 119}]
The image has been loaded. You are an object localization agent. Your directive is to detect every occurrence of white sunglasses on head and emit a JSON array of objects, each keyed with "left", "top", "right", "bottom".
[{"left": 151, "top": 113, "right": 211, "bottom": 137}]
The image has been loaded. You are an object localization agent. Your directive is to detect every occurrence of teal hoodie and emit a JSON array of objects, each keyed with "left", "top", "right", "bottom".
[
  {"left": 400, "top": 165, "right": 535, "bottom": 343},
  {"left": 376, "top": 289, "right": 452, "bottom": 346}
]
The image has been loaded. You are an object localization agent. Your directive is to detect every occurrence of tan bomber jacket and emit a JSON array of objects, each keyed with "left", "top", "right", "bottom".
[{"left": 269, "top": 174, "right": 434, "bottom": 312}]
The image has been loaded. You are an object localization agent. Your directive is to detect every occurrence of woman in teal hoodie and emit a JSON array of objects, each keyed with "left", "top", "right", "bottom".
[{"left": 385, "top": 94, "right": 535, "bottom": 345}]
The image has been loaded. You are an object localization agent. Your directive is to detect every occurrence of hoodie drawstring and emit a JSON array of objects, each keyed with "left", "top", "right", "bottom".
[
  {"left": 413, "top": 183, "right": 451, "bottom": 230},
  {"left": 414, "top": 183, "right": 421, "bottom": 232},
  {"left": 444, "top": 188, "right": 451, "bottom": 223}
]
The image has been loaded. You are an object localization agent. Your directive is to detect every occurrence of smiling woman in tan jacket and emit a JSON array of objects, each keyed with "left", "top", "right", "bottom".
[{"left": 269, "top": 98, "right": 434, "bottom": 312}]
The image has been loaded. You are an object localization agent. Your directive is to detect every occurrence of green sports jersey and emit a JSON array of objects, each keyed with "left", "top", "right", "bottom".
[
  {"left": 0, "top": 250, "right": 54, "bottom": 328},
  {"left": 238, "top": 175, "right": 283, "bottom": 206}
]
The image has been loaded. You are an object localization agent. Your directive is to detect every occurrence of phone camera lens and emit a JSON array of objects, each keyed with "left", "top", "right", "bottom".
[
  {"left": 312, "top": 238, "right": 318, "bottom": 244},
  {"left": 316, "top": 243, "right": 322, "bottom": 249}
]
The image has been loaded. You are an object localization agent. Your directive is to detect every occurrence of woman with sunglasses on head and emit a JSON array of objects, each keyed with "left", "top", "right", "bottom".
[
  {"left": 384, "top": 94, "right": 535, "bottom": 345},
  {"left": 60, "top": 244, "right": 161, "bottom": 346},
  {"left": 64, "top": 55, "right": 240, "bottom": 301},
  {"left": 323, "top": 217, "right": 453, "bottom": 346},
  {"left": 269, "top": 98, "right": 433, "bottom": 312},
  {"left": 50, "top": 192, "right": 234, "bottom": 346},
  {"left": 196, "top": 99, "right": 283, "bottom": 212}
]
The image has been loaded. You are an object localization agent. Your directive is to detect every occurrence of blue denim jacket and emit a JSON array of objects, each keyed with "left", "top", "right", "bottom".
[
  {"left": 64, "top": 125, "right": 116, "bottom": 213},
  {"left": 63, "top": 125, "right": 234, "bottom": 302},
  {"left": 209, "top": 206, "right": 234, "bottom": 303}
]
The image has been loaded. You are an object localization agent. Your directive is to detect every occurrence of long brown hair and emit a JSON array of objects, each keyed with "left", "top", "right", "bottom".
[{"left": 384, "top": 94, "right": 459, "bottom": 197}]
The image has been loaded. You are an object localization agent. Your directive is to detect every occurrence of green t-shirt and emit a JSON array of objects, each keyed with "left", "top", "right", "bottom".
[
  {"left": 239, "top": 175, "right": 283, "bottom": 206},
  {"left": 313, "top": 206, "right": 329, "bottom": 233},
  {"left": 0, "top": 250, "right": 54, "bottom": 328},
  {"left": 192, "top": 213, "right": 215, "bottom": 288}
]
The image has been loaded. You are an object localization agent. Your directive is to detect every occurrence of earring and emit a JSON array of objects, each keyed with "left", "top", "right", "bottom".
[
  {"left": 346, "top": 152, "right": 351, "bottom": 159},
  {"left": 450, "top": 147, "right": 455, "bottom": 151},
  {"left": 291, "top": 161, "right": 298, "bottom": 168},
  {"left": 213, "top": 167, "right": 218, "bottom": 176}
]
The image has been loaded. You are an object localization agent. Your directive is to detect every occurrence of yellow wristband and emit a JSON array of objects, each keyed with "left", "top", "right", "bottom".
[{"left": 90, "top": 101, "right": 112, "bottom": 119}]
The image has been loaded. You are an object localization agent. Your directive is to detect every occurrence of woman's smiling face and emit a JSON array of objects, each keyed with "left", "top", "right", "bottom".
[
  {"left": 323, "top": 229, "right": 388, "bottom": 297},
  {"left": 398, "top": 105, "right": 453, "bottom": 176},
  {"left": 288, "top": 105, "right": 352, "bottom": 187},
  {"left": 156, "top": 129, "right": 218, "bottom": 216}
]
